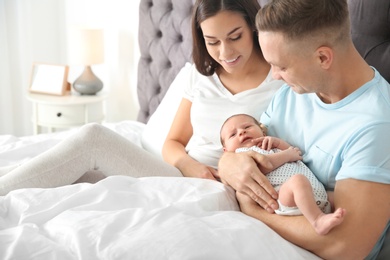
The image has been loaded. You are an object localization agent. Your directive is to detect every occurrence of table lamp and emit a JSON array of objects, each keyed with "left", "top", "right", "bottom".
[{"left": 69, "top": 28, "right": 104, "bottom": 95}]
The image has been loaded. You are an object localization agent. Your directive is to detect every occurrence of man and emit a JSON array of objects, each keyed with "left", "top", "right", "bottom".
[{"left": 218, "top": 0, "right": 390, "bottom": 259}]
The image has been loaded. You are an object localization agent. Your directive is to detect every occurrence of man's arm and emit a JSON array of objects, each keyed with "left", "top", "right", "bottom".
[
  {"left": 219, "top": 151, "right": 279, "bottom": 213},
  {"left": 237, "top": 178, "right": 390, "bottom": 259}
]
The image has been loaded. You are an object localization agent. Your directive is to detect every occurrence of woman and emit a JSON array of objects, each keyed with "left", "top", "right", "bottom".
[
  {"left": 0, "top": 0, "right": 283, "bottom": 195},
  {"left": 163, "top": 0, "right": 282, "bottom": 179}
]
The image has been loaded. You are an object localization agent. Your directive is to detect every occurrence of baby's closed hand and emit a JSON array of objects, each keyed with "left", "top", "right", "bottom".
[{"left": 286, "top": 146, "right": 302, "bottom": 162}]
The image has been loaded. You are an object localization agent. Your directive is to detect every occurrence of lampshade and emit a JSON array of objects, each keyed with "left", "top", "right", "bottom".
[
  {"left": 68, "top": 28, "right": 104, "bottom": 65},
  {"left": 68, "top": 27, "right": 105, "bottom": 95}
]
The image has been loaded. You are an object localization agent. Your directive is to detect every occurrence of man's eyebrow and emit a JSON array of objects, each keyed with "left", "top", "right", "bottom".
[{"left": 203, "top": 27, "right": 242, "bottom": 39}]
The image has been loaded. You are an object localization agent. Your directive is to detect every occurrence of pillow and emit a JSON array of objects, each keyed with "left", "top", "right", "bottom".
[{"left": 141, "top": 62, "right": 192, "bottom": 158}]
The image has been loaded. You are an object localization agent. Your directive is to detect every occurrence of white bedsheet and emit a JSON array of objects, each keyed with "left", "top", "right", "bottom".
[
  {"left": 0, "top": 176, "right": 320, "bottom": 260},
  {"left": 0, "top": 121, "right": 320, "bottom": 259}
]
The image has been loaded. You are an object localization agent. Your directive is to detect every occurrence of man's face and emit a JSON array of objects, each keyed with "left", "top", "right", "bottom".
[{"left": 258, "top": 31, "right": 321, "bottom": 94}]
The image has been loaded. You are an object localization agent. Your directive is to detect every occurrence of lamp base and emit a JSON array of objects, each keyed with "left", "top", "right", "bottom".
[{"left": 73, "top": 66, "right": 103, "bottom": 95}]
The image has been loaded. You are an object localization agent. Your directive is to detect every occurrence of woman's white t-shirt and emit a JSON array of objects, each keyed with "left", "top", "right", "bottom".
[{"left": 183, "top": 64, "right": 283, "bottom": 168}]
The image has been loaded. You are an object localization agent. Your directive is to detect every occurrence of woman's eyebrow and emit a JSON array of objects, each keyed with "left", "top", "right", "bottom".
[{"left": 203, "top": 27, "right": 242, "bottom": 39}]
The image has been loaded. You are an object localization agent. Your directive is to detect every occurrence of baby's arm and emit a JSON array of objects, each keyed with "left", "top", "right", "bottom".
[{"left": 259, "top": 147, "right": 302, "bottom": 174}]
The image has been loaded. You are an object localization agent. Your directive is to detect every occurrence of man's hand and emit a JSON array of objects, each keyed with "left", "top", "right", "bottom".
[{"left": 218, "top": 150, "right": 279, "bottom": 213}]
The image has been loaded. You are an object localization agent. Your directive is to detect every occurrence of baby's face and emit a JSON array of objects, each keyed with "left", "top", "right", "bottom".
[{"left": 221, "top": 115, "right": 265, "bottom": 152}]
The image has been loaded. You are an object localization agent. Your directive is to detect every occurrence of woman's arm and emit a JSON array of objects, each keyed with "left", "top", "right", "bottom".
[{"left": 162, "top": 98, "right": 218, "bottom": 180}]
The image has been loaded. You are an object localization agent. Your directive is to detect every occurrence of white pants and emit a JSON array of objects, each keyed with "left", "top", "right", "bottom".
[{"left": 0, "top": 123, "right": 182, "bottom": 195}]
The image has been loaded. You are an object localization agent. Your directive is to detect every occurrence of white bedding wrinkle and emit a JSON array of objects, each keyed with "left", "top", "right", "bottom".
[{"left": 0, "top": 176, "right": 320, "bottom": 260}]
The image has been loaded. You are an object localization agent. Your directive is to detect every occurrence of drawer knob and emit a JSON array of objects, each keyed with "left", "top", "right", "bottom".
[{"left": 57, "top": 112, "right": 62, "bottom": 117}]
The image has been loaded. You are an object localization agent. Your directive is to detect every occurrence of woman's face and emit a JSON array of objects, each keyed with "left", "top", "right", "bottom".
[{"left": 200, "top": 11, "right": 255, "bottom": 74}]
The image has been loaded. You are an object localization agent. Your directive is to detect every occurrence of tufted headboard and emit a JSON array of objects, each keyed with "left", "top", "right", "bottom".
[
  {"left": 137, "top": 0, "right": 195, "bottom": 123},
  {"left": 348, "top": 0, "right": 390, "bottom": 83},
  {"left": 136, "top": 0, "right": 390, "bottom": 123}
]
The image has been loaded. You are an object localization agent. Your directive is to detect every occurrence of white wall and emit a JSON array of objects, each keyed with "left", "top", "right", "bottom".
[
  {"left": 64, "top": 0, "right": 141, "bottom": 122},
  {"left": 0, "top": 0, "right": 141, "bottom": 136}
]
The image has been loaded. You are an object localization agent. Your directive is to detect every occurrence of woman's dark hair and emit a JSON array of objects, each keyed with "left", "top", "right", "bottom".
[{"left": 192, "top": 0, "right": 261, "bottom": 76}]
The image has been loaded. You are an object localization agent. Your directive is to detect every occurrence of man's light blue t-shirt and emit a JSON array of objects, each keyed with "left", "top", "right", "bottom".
[{"left": 260, "top": 68, "right": 390, "bottom": 259}]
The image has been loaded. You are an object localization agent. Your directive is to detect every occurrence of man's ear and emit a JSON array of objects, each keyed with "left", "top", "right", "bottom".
[{"left": 317, "top": 46, "right": 333, "bottom": 69}]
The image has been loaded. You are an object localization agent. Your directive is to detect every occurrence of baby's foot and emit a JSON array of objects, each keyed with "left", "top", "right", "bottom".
[{"left": 314, "top": 208, "right": 346, "bottom": 235}]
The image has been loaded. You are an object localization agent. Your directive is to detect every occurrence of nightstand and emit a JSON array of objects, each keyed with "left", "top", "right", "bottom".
[{"left": 27, "top": 93, "right": 108, "bottom": 134}]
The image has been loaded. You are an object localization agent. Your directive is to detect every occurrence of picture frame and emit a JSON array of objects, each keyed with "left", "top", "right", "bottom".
[{"left": 29, "top": 63, "right": 70, "bottom": 96}]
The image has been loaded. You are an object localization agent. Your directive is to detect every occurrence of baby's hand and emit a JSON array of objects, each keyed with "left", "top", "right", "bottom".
[
  {"left": 285, "top": 146, "right": 302, "bottom": 162},
  {"left": 252, "top": 137, "right": 265, "bottom": 148},
  {"left": 253, "top": 136, "right": 279, "bottom": 150}
]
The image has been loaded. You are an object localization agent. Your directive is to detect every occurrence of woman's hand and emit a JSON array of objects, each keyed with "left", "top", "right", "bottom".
[
  {"left": 218, "top": 151, "right": 279, "bottom": 213},
  {"left": 176, "top": 156, "right": 219, "bottom": 180}
]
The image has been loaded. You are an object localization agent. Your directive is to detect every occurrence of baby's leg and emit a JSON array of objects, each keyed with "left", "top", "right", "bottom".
[
  {"left": 0, "top": 123, "right": 182, "bottom": 195},
  {"left": 278, "top": 174, "right": 346, "bottom": 235}
]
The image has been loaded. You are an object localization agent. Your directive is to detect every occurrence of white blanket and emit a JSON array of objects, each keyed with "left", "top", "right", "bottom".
[
  {"left": 0, "top": 176, "right": 319, "bottom": 260},
  {"left": 0, "top": 121, "right": 320, "bottom": 259}
]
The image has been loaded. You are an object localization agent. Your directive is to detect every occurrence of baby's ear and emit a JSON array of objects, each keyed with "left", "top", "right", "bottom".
[{"left": 259, "top": 123, "right": 268, "bottom": 136}]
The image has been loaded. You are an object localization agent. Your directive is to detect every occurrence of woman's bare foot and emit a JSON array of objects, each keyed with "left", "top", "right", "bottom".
[{"left": 313, "top": 208, "right": 346, "bottom": 235}]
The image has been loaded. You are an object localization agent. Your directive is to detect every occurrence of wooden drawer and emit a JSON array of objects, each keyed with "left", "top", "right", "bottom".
[
  {"left": 36, "top": 102, "right": 104, "bottom": 127},
  {"left": 27, "top": 92, "right": 108, "bottom": 134}
]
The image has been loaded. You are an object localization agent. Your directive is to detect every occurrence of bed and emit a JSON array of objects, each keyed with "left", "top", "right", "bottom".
[
  {"left": 1, "top": 0, "right": 389, "bottom": 259},
  {"left": 0, "top": 121, "right": 320, "bottom": 260}
]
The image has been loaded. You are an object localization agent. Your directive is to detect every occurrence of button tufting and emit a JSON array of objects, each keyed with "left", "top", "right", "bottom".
[{"left": 155, "top": 86, "right": 161, "bottom": 95}]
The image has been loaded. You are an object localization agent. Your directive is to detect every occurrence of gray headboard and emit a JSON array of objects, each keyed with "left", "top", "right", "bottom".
[
  {"left": 348, "top": 0, "right": 390, "bottom": 82},
  {"left": 136, "top": 0, "right": 390, "bottom": 123},
  {"left": 137, "top": 0, "right": 194, "bottom": 123}
]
